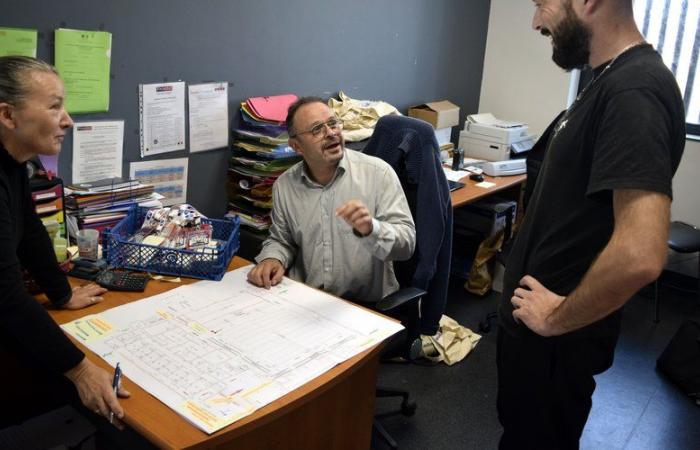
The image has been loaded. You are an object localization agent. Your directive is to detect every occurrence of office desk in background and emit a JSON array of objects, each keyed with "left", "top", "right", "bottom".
[
  {"left": 42, "top": 257, "right": 381, "bottom": 450},
  {"left": 450, "top": 172, "right": 526, "bottom": 208}
]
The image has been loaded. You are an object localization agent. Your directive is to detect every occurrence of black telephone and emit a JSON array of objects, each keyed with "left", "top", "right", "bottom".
[{"left": 66, "top": 258, "right": 106, "bottom": 280}]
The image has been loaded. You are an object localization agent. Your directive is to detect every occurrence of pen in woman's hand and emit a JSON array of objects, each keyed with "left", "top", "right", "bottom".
[{"left": 110, "top": 363, "right": 121, "bottom": 424}]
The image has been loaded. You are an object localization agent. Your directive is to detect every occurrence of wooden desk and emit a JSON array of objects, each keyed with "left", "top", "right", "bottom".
[
  {"left": 48, "top": 257, "right": 380, "bottom": 450},
  {"left": 450, "top": 173, "right": 526, "bottom": 208}
]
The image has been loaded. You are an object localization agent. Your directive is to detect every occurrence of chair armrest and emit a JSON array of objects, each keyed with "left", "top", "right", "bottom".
[{"left": 376, "top": 287, "right": 426, "bottom": 312}]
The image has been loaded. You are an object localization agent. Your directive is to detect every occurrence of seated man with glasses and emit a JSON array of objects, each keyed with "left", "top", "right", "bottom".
[{"left": 247, "top": 96, "right": 416, "bottom": 305}]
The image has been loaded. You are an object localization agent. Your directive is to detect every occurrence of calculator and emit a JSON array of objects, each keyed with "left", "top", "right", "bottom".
[{"left": 95, "top": 270, "right": 150, "bottom": 292}]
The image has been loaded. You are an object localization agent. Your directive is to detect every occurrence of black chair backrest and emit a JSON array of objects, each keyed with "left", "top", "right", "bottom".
[{"left": 363, "top": 115, "right": 453, "bottom": 335}]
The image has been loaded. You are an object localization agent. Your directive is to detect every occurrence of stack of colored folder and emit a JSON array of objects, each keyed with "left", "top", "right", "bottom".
[
  {"left": 227, "top": 95, "right": 302, "bottom": 231},
  {"left": 240, "top": 93, "right": 298, "bottom": 133},
  {"left": 64, "top": 180, "right": 163, "bottom": 236}
]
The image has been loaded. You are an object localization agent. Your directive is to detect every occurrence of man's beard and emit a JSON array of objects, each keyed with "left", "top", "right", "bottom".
[{"left": 542, "top": 6, "right": 591, "bottom": 71}]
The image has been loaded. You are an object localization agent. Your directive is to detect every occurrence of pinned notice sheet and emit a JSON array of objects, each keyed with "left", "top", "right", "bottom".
[
  {"left": 188, "top": 82, "right": 229, "bottom": 152},
  {"left": 130, "top": 158, "right": 188, "bottom": 206},
  {"left": 55, "top": 29, "right": 112, "bottom": 114},
  {"left": 0, "top": 27, "right": 37, "bottom": 57},
  {"left": 139, "top": 82, "right": 186, "bottom": 157},
  {"left": 72, "top": 121, "right": 124, "bottom": 184}
]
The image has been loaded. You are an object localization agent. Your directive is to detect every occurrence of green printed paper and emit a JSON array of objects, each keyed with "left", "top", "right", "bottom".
[
  {"left": 55, "top": 28, "right": 112, "bottom": 114},
  {"left": 0, "top": 27, "right": 37, "bottom": 57}
]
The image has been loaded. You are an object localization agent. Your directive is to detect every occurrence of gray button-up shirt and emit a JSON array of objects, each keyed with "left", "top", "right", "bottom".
[{"left": 256, "top": 148, "right": 415, "bottom": 303}]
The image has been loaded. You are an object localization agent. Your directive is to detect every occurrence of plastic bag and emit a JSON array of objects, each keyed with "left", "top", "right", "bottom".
[{"left": 465, "top": 231, "right": 504, "bottom": 295}]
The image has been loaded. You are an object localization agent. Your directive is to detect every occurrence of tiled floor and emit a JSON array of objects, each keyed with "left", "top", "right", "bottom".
[
  {"left": 582, "top": 282, "right": 700, "bottom": 450},
  {"left": 374, "top": 275, "right": 700, "bottom": 450}
]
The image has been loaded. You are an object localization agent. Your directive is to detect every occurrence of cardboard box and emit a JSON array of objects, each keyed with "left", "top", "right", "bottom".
[{"left": 408, "top": 100, "right": 460, "bottom": 129}]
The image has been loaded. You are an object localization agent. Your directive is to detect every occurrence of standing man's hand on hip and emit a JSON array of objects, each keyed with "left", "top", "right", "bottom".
[{"left": 511, "top": 275, "right": 566, "bottom": 337}]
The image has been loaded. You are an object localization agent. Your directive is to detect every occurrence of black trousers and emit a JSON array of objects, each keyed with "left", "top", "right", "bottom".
[
  {"left": 0, "top": 343, "right": 154, "bottom": 448},
  {"left": 496, "top": 327, "right": 619, "bottom": 450}
]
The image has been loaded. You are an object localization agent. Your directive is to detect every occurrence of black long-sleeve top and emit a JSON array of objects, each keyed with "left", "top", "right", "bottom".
[{"left": 0, "top": 143, "right": 83, "bottom": 374}]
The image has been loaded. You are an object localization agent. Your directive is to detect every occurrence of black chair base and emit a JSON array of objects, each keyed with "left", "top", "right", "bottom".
[
  {"left": 370, "top": 288, "right": 422, "bottom": 449},
  {"left": 373, "top": 419, "right": 398, "bottom": 450},
  {"left": 376, "top": 388, "right": 417, "bottom": 416},
  {"left": 373, "top": 387, "right": 417, "bottom": 449},
  {"left": 479, "top": 311, "right": 499, "bottom": 333}
]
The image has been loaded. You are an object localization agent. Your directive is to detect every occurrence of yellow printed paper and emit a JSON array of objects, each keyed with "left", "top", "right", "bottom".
[
  {"left": 156, "top": 309, "right": 172, "bottom": 320},
  {"left": 188, "top": 321, "right": 209, "bottom": 335},
  {"left": 62, "top": 315, "right": 114, "bottom": 343},
  {"left": 177, "top": 401, "right": 233, "bottom": 434}
]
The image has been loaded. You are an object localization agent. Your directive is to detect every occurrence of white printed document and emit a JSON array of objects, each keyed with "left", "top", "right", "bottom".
[
  {"left": 443, "top": 167, "right": 469, "bottom": 182},
  {"left": 71, "top": 120, "right": 124, "bottom": 184},
  {"left": 130, "top": 158, "right": 188, "bottom": 206},
  {"left": 466, "top": 112, "right": 524, "bottom": 128},
  {"left": 61, "top": 267, "right": 403, "bottom": 434},
  {"left": 188, "top": 82, "right": 229, "bottom": 152},
  {"left": 139, "top": 82, "right": 186, "bottom": 157}
]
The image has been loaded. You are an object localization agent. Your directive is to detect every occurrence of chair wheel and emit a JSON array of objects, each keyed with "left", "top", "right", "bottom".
[
  {"left": 408, "top": 338, "right": 423, "bottom": 360},
  {"left": 479, "top": 311, "right": 498, "bottom": 333},
  {"left": 401, "top": 400, "right": 417, "bottom": 416}
]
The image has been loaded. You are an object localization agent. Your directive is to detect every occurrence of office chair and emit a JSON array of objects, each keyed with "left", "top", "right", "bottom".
[
  {"left": 364, "top": 115, "right": 453, "bottom": 449},
  {"left": 371, "top": 288, "right": 424, "bottom": 449},
  {"left": 653, "top": 221, "right": 700, "bottom": 323}
]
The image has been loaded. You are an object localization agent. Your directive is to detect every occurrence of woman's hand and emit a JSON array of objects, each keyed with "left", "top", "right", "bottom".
[
  {"left": 63, "top": 283, "right": 107, "bottom": 309},
  {"left": 64, "top": 358, "right": 130, "bottom": 429}
]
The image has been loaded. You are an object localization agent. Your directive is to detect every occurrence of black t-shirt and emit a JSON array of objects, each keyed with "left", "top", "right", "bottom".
[{"left": 500, "top": 44, "right": 686, "bottom": 339}]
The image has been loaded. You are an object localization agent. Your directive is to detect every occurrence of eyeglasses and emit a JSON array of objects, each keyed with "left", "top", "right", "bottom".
[{"left": 290, "top": 117, "right": 343, "bottom": 138}]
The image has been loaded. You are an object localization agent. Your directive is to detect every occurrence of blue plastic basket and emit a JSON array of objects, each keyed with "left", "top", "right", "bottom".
[{"left": 103, "top": 206, "right": 240, "bottom": 281}]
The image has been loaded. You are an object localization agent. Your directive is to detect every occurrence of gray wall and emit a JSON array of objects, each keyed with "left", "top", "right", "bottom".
[{"left": 4, "top": 0, "right": 490, "bottom": 216}]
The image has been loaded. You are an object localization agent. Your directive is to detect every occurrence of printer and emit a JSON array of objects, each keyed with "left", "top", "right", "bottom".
[
  {"left": 458, "top": 113, "right": 536, "bottom": 162},
  {"left": 477, "top": 159, "right": 526, "bottom": 177}
]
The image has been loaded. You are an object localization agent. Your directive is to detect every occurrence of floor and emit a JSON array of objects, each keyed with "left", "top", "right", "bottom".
[{"left": 373, "top": 269, "right": 700, "bottom": 450}]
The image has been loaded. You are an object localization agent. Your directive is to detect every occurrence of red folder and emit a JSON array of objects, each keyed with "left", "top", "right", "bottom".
[{"left": 247, "top": 94, "right": 298, "bottom": 123}]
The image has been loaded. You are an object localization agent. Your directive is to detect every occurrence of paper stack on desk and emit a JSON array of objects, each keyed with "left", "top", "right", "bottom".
[
  {"left": 64, "top": 178, "right": 163, "bottom": 236},
  {"left": 62, "top": 267, "right": 403, "bottom": 434}
]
